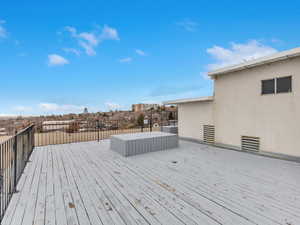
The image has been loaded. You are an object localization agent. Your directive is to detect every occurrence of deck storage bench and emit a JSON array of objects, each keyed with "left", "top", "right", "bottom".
[
  {"left": 161, "top": 125, "right": 178, "bottom": 134},
  {"left": 110, "top": 132, "right": 178, "bottom": 157}
]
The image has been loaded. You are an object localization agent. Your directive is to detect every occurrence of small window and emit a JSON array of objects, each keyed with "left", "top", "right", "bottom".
[
  {"left": 276, "top": 76, "right": 292, "bottom": 93},
  {"left": 261, "top": 79, "right": 275, "bottom": 94}
]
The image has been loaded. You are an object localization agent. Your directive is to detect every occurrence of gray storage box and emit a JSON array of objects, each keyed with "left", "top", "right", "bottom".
[
  {"left": 110, "top": 132, "right": 178, "bottom": 157},
  {"left": 162, "top": 125, "right": 178, "bottom": 134}
]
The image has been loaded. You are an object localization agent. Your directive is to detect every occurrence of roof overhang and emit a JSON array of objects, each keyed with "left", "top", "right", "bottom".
[
  {"left": 163, "top": 96, "right": 214, "bottom": 105},
  {"left": 208, "top": 47, "right": 300, "bottom": 78}
]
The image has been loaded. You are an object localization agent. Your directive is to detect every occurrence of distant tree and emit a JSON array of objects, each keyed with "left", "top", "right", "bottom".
[{"left": 137, "top": 113, "right": 145, "bottom": 127}]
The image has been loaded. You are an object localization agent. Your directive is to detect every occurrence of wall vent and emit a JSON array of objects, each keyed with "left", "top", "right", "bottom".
[
  {"left": 203, "top": 125, "right": 215, "bottom": 144},
  {"left": 241, "top": 136, "right": 260, "bottom": 152}
]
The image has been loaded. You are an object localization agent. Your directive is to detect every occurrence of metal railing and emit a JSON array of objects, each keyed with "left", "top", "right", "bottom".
[
  {"left": 0, "top": 124, "right": 35, "bottom": 222},
  {"left": 34, "top": 120, "right": 160, "bottom": 147},
  {"left": 0, "top": 118, "right": 168, "bottom": 220}
]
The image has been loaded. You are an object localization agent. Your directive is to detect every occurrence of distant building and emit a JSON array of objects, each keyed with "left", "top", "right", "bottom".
[
  {"left": 42, "top": 120, "right": 75, "bottom": 131},
  {"left": 132, "top": 104, "right": 160, "bottom": 112},
  {"left": 0, "top": 128, "right": 8, "bottom": 136},
  {"left": 83, "top": 107, "right": 88, "bottom": 114}
]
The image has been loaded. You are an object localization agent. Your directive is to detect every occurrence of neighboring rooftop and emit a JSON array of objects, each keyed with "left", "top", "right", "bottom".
[
  {"left": 163, "top": 96, "right": 214, "bottom": 105},
  {"left": 208, "top": 47, "right": 300, "bottom": 77},
  {"left": 2, "top": 140, "right": 300, "bottom": 225}
]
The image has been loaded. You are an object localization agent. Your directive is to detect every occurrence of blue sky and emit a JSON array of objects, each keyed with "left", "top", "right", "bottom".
[{"left": 1, "top": 0, "right": 300, "bottom": 115}]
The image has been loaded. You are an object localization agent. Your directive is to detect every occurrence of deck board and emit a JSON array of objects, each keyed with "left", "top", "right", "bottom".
[{"left": 2, "top": 140, "right": 300, "bottom": 225}]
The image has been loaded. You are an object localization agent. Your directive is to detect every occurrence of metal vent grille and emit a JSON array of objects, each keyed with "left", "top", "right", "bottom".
[
  {"left": 203, "top": 125, "right": 215, "bottom": 144},
  {"left": 241, "top": 136, "right": 260, "bottom": 151}
]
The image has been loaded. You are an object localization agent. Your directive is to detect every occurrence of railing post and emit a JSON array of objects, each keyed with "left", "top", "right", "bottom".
[
  {"left": 0, "top": 143, "right": 3, "bottom": 219},
  {"left": 97, "top": 120, "right": 100, "bottom": 142},
  {"left": 27, "top": 129, "right": 30, "bottom": 161},
  {"left": 13, "top": 131, "right": 17, "bottom": 193},
  {"left": 150, "top": 108, "right": 153, "bottom": 132},
  {"left": 32, "top": 125, "right": 35, "bottom": 150}
]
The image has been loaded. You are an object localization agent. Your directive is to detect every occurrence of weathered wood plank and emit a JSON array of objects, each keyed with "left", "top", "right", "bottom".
[
  {"left": 1, "top": 146, "right": 41, "bottom": 225},
  {"left": 51, "top": 145, "right": 68, "bottom": 225},
  {"left": 60, "top": 144, "right": 105, "bottom": 225},
  {"left": 2, "top": 140, "right": 300, "bottom": 225},
  {"left": 54, "top": 144, "right": 80, "bottom": 225},
  {"left": 32, "top": 144, "right": 49, "bottom": 225},
  {"left": 45, "top": 147, "right": 55, "bottom": 225},
  {"left": 56, "top": 144, "right": 92, "bottom": 225},
  {"left": 69, "top": 143, "right": 150, "bottom": 225}
]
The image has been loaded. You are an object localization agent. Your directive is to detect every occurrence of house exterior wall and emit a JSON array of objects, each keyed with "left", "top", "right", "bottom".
[
  {"left": 178, "top": 101, "right": 214, "bottom": 141},
  {"left": 213, "top": 57, "right": 300, "bottom": 157}
]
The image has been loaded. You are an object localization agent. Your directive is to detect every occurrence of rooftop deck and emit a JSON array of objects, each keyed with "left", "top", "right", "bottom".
[{"left": 2, "top": 140, "right": 300, "bottom": 225}]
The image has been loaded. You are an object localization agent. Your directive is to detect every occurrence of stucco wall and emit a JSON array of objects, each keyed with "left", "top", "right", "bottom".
[
  {"left": 178, "top": 101, "right": 214, "bottom": 140},
  {"left": 214, "top": 57, "right": 300, "bottom": 156}
]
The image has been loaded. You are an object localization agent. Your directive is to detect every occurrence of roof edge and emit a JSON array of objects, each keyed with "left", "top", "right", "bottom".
[
  {"left": 208, "top": 47, "right": 300, "bottom": 77},
  {"left": 163, "top": 96, "right": 214, "bottom": 105}
]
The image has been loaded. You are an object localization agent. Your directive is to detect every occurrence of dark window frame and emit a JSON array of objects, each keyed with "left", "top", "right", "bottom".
[
  {"left": 276, "top": 76, "right": 292, "bottom": 94},
  {"left": 261, "top": 78, "right": 275, "bottom": 95}
]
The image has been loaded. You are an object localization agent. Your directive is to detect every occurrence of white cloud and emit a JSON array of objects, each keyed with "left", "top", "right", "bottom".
[
  {"left": 105, "top": 102, "right": 121, "bottom": 111},
  {"left": 39, "top": 103, "right": 85, "bottom": 113},
  {"left": 119, "top": 57, "right": 132, "bottom": 63},
  {"left": 78, "top": 40, "right": 96, "bottom": 56},
  {"left": 64, "top": 25, "right": 119, "bottom": 56},
  {"left": 65, "top": 26, "right": 77, "bottom": 36},
  {"left": 0, "top": 114, "right": 17, "bottom": 118},
  {"left": 176, "top": 19, "right": 198, "bottom": 32},
  {"left": 206, "top": 40, "right": 278, "bottom": 71},
  {"left": 100, "top": 25, "right": 119, "bottom": 40},
  {"left": 135, "top": 49, "right": 146, "bottom": 56},
  {"left": 63, "top": 48, "right": 81, "bottom": 56},
  {"left": 13, "top": 106, "right": 32, "bottom": 112},
  {"left": 48, "top": 54, "right": 69, "bottom": 66},
  {"left": 0, "top": 20, "right": 8, "bottom": 38},
  {"left": 270, "top": 38, "right": 284, "bottom": 45},
  {"left": 79, "top": 32, "right": 99, "bottom": 45}
]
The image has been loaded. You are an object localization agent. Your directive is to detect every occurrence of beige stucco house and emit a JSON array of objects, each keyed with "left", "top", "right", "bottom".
[{"left": 164, "top": 47, "right": 300, "bottom": 159}]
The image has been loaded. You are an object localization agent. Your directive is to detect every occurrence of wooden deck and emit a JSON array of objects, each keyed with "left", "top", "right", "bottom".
[{"left": 2, "top": 140, "right": 300, "bottom": 225}]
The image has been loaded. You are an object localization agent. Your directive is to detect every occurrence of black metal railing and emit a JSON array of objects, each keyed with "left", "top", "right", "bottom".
[
  {"left": 0, "top": 124, "right": 35, "bottom": 222},
  {"left": 34, "top": 120, "right": 160, "bottom": 147},
  {"left": 0, "top": 114, "right": 176, "bottom": 221}
]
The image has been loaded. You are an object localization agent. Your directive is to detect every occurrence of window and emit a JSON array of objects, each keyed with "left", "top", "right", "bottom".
[
  {"left": 261, "top": 76, "right": 292, "bottom": 95},
  {"left": 261, "top": 79, "right": 275, "bottom": 94},
  {"left": 276, "top": 76, "right": 292, "bottom": 93}
]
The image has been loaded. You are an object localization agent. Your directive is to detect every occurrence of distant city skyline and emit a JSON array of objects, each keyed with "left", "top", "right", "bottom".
[{"left": 1, "top": 1, "right": 299, "bottom": 116}]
